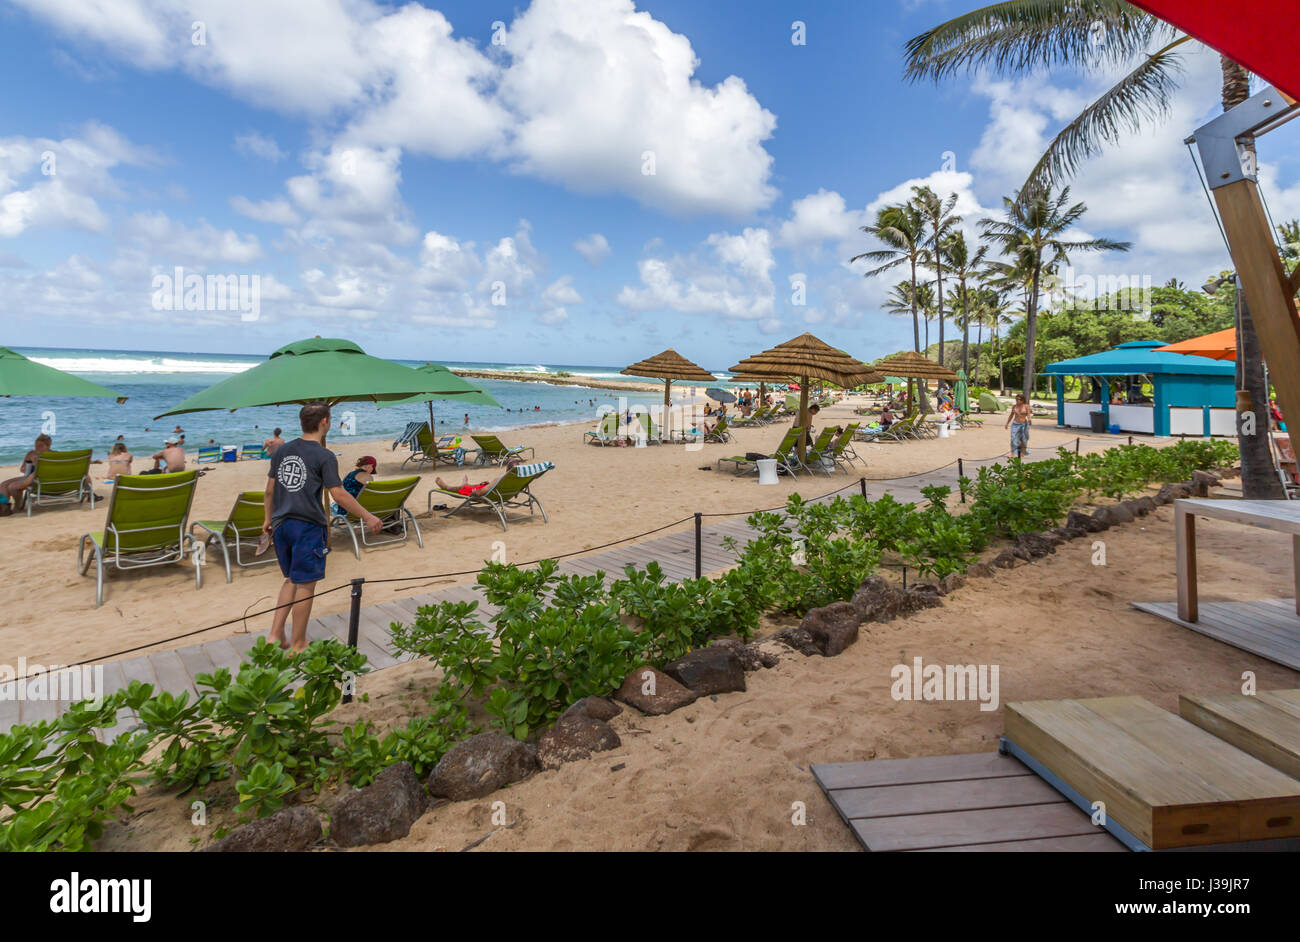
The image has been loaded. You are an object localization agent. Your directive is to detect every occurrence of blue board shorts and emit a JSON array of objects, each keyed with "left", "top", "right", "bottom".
[
  {"left": 1009, "top": 421, "right": 1029, "bottom": 453},
  {"left": 273, "top": 517, "right": 329, "bottom": 584}
]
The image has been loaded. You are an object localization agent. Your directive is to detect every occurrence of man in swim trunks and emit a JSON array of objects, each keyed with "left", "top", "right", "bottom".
[{"left": 435, "top": 459, "right": 521, "bottom": 497}]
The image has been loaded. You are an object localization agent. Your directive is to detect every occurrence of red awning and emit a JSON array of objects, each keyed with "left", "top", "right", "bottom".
[{"left": 1127, "top": 1, "right": 1300, "bottom": 102}]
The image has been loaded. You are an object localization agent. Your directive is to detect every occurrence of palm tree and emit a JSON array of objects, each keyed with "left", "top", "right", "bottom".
[
  {"left": 982, "top": 186, "right": 1129, "bottom": 399},
  {"left": 905, "top": 3, "right": 1279, "bottom": 494},
  {"left": 912, "top": 186, "right": 962, "bottom": 366},
  {"left": 943, "top": 231, "right": 988, "bottom": 375},
  {"left": 969, "top": 284, "right": 1003, "bottom": 386},
  {"left": 852, "top": 203, "right": 932, "bottom": 410}
]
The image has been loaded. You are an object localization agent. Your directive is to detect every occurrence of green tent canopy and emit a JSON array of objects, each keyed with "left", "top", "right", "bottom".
[
  {"left": 0, "top": 347, "right": 126, "bottom": 401},
  {"left": 154, "top": 338, "right": 461, "bottom": 419}
]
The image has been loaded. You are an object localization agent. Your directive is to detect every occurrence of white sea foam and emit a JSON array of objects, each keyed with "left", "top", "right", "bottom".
[{"left": 29, "top": 355, "right": 255, "bottom": 375}]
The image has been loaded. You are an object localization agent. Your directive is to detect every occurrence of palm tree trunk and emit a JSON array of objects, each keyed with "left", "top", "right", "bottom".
[
  {"left": 1221, "top": 55, "right": 1283, "bottom": 498},
  {"left": 959, "top": 277, "right": 970, "bottom": 375},
  {"left": 1023, "top": 259, "right": 1042, "bottom": 401},
  {"left": 936, "top": 265, "right": 946, "bottom": 366},
  {"left": 974, "top": 316, "right": 984, "bottom": 384}
]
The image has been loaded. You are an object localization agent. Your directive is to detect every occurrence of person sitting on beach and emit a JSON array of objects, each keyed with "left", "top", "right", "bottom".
[
  {"left": 106, "top": 442, "right": 133, "bottom": 480},
  {"left": 0, "top": 434, "right": 52, "bottom": 514},
  {"left": 435, "top": 458, "right": 521, "bottom": 497},
  {"left": 145, "top": 436, "right": 186, "bottom": 474},
  {"left": 879, "top": 406, "right": 895, "bottom": 429},
  {"left": 264, "top": 428, "right": 285, "bottom": 455},
  {"left": 331, "top": 456, "right": 376, "bottom": 516}
]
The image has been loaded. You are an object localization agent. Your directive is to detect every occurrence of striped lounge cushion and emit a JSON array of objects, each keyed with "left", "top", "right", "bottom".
[{"left": 513, "top": 461, "right": 553, "bottom": 478}]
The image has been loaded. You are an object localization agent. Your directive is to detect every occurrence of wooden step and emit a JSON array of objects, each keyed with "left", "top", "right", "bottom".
[
  {"left": 1179, "top": 690, "right": 1300, "bottom": 781},
  {"left": 1005, "top": 696, "right": 1300, "bottom": 849}
]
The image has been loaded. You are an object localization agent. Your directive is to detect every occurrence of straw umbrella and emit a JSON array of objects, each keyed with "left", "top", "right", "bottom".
[
  {"left": 729, "top": 333, "right": 884, "bottom": 459},
  {"left": 621, "top": 349, "right": 718, "bottom": 410},
  {"left": 874, "top": 351, "right": 957, "bottom": 415}
]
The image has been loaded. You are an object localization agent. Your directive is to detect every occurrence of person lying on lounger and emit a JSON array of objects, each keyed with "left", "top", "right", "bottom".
[
  {"left": 0, "top": 433, "right": 51, "bottom": 514},
  {"left": 435, "top": 458, "right": 521, "bottom": 497}
]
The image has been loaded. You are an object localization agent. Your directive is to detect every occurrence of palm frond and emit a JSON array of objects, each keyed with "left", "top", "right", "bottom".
[{"left": 905, "top": 0, "right": 1169, "bottom": 84}]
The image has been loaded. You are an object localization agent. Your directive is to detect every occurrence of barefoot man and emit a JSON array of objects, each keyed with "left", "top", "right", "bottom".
[
  {"left": 1005, "top": 393, "right": 1032, "bottom": 460},
  {"left": 263, "top": 402, "right": 381, "bottom": 652}
]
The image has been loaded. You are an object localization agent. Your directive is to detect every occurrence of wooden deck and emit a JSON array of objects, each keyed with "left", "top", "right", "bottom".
[
  {"left": 1132, "top": 599, "right": 1300, "bottom": 671},
  {"left": 811, "top": 752, "right": 1125, "bottom": 852},
  {"left": 1179, "top": 689, "right": 1300, "bottom": 781}
]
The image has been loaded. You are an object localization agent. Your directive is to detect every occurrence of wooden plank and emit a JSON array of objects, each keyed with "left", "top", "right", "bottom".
[
  {"left": 1180, "top": 691, "right": 1300, "bottom": 780},
  {"left": 1132, "top": 601, "right": 1300, "bottom": 672},
  {"left": 833, "top": 774, "right": 1064, "bottom": 819},
  {"left": 916, "top": 833, "right": 1126, "bottom": 853},
  {"left": 813, "top": 752, "right": 1030, "bottom": 790},
  {"left": 200, "top": 638, "right": 244, "bottom": 676},
  {"left": 1259, "top": 689, "right": 1300, "bottom": 721},
  {"left": 118, "top": 655, "right": 159, "bottom": 693},
  {"left": 0, "top": 690, "right": 20, "bottom": 733},
  {"left": 146, "top": 650, "right": 197, "bottom": 697},
  {"left": 853, "top": 803, "right": 1102, "bottom": 853},
  {"left": 1005, "top": 696, "right": 1300, "bottom": 849},
  {"left": 176, "top": 644, "right": 216, "bottom": 687}
]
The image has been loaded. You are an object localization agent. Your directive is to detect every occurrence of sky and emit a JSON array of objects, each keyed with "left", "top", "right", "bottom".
[{"left": 3, "top": 0, "right": 1300, "bottom": 371}]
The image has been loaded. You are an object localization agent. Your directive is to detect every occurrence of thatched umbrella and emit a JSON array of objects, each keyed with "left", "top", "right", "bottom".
[
  {"left": 729, "top": 333, "right": 884, "bottom": 459},
  {"left": 874, "top": 351, "right": 957, "bottom": 415},
  {"left": 621, "top": 349, "right": 718, "bottom": 409}
]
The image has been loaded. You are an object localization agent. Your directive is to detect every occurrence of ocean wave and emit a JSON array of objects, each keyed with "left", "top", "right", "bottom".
[{"left": 29, "top": 355, "right": 256, "bottom": 375}]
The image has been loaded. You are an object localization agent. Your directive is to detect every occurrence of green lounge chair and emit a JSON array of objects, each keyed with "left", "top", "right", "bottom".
[
  {"left": 196, "top": 445, "right": 223, "bottom": 464},
  {"left": 704, "top": 415, "right": 732, "bottom": 444},
  {"left": 716, "top": 426, "right": 804, "bottom": 476},
  {"left": 810, "top": 423, "right": 862, "bottom": 474},
  {"left": 240, "top": 444, "right": 268, "bottom": 460},
  {"left": 628, "top": 410, "right": 663, "bottom": 445},
  {"left": 330, "top": 475, "right": 423, "bottom": 558},
  {"left": 799, "top": 427, "right": 840, "bottom": 475},
  {"left": 427, "top": 461, "right": 554, "bottom": 531},
  {"left": 78, "top": 470, "right": 201, "bottom": 607},
  {"left": 191, "top": 490, "right": 277, "bottom": 583},
  {"left": 731, "top": 405, "right": 768, "bottom": 428},
  {"left": 27, "top": 448, "right": 95, "bottom": 516},
  {"left": 584, "top": 412, "right": 622, "bottom": 446},
  {"left": 471, "top": 434, "right": 535, "bottom": 466}
]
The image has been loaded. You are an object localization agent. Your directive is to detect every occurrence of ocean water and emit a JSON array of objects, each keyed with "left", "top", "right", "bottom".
[{"left": 0, "top": 347, "right": 730, "bottom": 464}]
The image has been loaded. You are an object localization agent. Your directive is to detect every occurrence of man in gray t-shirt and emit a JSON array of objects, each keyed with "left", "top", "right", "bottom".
[{"left": 262, "top": 402, "right": 380, "bottom": 652}]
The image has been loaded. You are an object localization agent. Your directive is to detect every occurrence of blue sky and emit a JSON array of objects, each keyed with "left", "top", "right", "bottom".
[{"left": 4, "top": 0, "right": 1299, "bottom": 371}]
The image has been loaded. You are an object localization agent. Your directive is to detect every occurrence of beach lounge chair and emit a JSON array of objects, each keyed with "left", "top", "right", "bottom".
[
  {"left": 26, "top": 448, "right": 95, "bottom": 516},
  {"left": 627, "top": 410, "right": 663, "bottom": 445},
  {"left": 427, "top": 461, "right": 554, "bottom": 531},
  {"left": 393, "top": 421, "right": 426, "bottom": 451},
  {"left": 191, "top": 490, "right": 278, "bottom": 582},
  {"left": 240, "top": 444, "right": 268, "bottom": 460},
  {"left": 704, "top": 415, "right": 732, "bottom": 444},
  {"left": 196, "top": 445, "right": 223, "bottom": 464},
  {"left": 809, "top": 423, "right": 862, "bottom": 473},
  {"left": 716, "top": 427, "right": 804, "bottom": 476},
  {"left": 78, "top": 470, "right": 202, "bottom": 607},
  {"left": 330, "top": 475, "right": 423, "bottom": 558},
  {"left": 471, "top": 434, "right": 535, "bottom": 466},
  {"left": 798, "top": 427, "right": 841, "bottom": 475},
  {"left": 401, "top": 424, "right": 471, "bottom": 468},
  {"left": 584, "top": 412, "right": 622, "bottom": 446}
]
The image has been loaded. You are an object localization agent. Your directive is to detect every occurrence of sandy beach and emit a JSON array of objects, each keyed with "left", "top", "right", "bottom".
[{"left": 1, "top": 396, "right": 1090, "bottom": 668}]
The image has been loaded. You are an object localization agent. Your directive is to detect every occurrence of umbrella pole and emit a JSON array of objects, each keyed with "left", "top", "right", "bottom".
[
  {"left": 429, "top": 401, "right": 436, "bottom": 437},
  {"left": 798, "top": 377, "right": 810, "bottom": 461}
]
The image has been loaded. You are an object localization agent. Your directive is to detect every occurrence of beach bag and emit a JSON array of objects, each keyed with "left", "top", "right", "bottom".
[{"left": 745, "top": 451, "right": 766, "bottom": 462}]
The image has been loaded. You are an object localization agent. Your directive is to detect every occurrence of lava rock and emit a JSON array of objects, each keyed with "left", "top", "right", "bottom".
[
  {"left": 562, "top": 696, "right": 622, "bottom": 723},
  {"left": 709, "top": 637, "right": 770, "bottom": 671},
  {"left": 798, "top": 601, "right": 862, "bottom": 656},
  {"left": 614, "top": 666, "right": 698, "bottom": 715},
  {"left": 1093, "top": 503, "right": 1136, "bottom": 527},
  {"left": 427, "top": 734, "right": 537, "bottom": 801},
  {"left": 1055, "top": 525, "right": 1088, "bottom": 541},
  {"left": 850, "top": 575, "right": 940, "bottom": 623},
  {"left": 201, "top": 805, "right": 321, "bottom": 853},
  {"left": 1156, "top": 482, "right": 1194, "bottom": 504},
  {"left": 1015, "top": 532, "right": 1057, "bottom": 559},
  {"left": 537, "top": 713, "right": 621, "bottom": 770},
  {"left": 993, "top": 549, "right": 1023, "bottom": 569},
  {"left": 773, "top": 627, "right": 822, "bottom": 656},
  {"left": 965, "top": 562, "right": 995, "bottom": 579},
  {"left": 1066, "top": 510, "right": 1107, "bottom": 533},
  {"left": 1126, "top": 496, "right": 1158, "bottom": 516},
  {"left": 664, "top": 646, "right": 747, "bottom": 694},
  {"left": 332, "top": 762, "right": 428, "bottom": 847},
  {"left": 939, "top": 572, "right": 967, "bottom": 595}
]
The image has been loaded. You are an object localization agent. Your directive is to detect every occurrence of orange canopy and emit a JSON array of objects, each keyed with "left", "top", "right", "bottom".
[{"left": 1154, "top": 329, "right": 1237, "bottom": 361}]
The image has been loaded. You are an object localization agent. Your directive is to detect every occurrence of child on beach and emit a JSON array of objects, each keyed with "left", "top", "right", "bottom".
[{"left": 263, "top": 402, "right": 381, "bottom": 653}]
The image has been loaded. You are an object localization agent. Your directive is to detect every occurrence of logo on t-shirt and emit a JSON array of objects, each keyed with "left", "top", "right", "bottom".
[{"left": 278, "top": 455, "right": 309, "bottom": 492}]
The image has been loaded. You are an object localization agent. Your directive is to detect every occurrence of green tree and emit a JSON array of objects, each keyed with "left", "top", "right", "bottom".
[{"left": 913, "top": 186, "right": 963, "bottom": 366}]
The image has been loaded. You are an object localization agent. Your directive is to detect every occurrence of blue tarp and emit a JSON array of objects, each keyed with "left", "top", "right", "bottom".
[{"left": 1042, "top": 340, "right": 1235, "bottom": 377}]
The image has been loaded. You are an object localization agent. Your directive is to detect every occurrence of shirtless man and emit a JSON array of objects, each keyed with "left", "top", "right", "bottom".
[
  {"left": 148, "top": 436, "right": 187, "bottom": 473},
  {"left": 0, "top": 434, "right": 52, "bottom": 513},
  {"left": 263, "top": 427, "right": 286, "bottom": 456},
  {"left": 1005, "top": 394, "right": 1032, "bottom": 459},
  {"left": 435, "top": 459, "right": 521, "bottom": 497}
]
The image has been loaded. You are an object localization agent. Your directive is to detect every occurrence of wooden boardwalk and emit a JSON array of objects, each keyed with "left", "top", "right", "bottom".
[
  {"left": 812, "top": 752, "right": 1125, "bottom": 852},
  {"left": 0, "top": 438, "right": 1122, "bottom": 741},
  {"left": 1132, "top": 599, "right": 1300, "bottom": 672}
]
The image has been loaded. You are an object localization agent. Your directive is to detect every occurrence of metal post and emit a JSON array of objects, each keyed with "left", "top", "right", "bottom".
[
  {"left": 957, "top": 458, "right": 965, "bottom": 503},
  {"left": 694, "top": 512, "right": 702, "bottom": 579},
  {"left": 1075, "top": 436, "right": 1080, "bottom": 454},
  {"left": 902, "top": 565, "right": 907, "bottom": 591},
  {"left": 1128, "top": 435, "right": 1133, "bottom": 446},
  {"left": 344, "top": 577, "right": 364, "bottom": 704},
  {"left": 859, "top": 477, "right": 867, "bottom": 498}
]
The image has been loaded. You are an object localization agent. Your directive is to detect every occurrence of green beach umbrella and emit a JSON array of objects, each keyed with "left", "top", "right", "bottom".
[
  {"left": 154, "top": 337, "right": 463, "bottom": 419},
  {"left": 954, "top": 368, "right": 970, "bottom": 413},
  {"left": 0, "top": 347, "right": 126, "bottom": 401},
  {"left": 376, "top": 361, "right": 501, "bottom": 432}
]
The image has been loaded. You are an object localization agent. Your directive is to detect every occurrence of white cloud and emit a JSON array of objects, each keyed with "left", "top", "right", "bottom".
[
  {"left": 229, "top": 195, "right": 300, "bottom": 226},
  {"left": 618, "top": 226, "right": 775, "bottom": 320},
  {"left": 123, "top": 211, "right": 263, "bottom": 264},
  {"left": 778, "top": 189, "right": 867, "bottom": 252},
  {"left": 574, "top": 232, "right": 610, "bottom": 266},
  {"left": 234, "top": 131, "right": 286, "bottom": 162}
]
